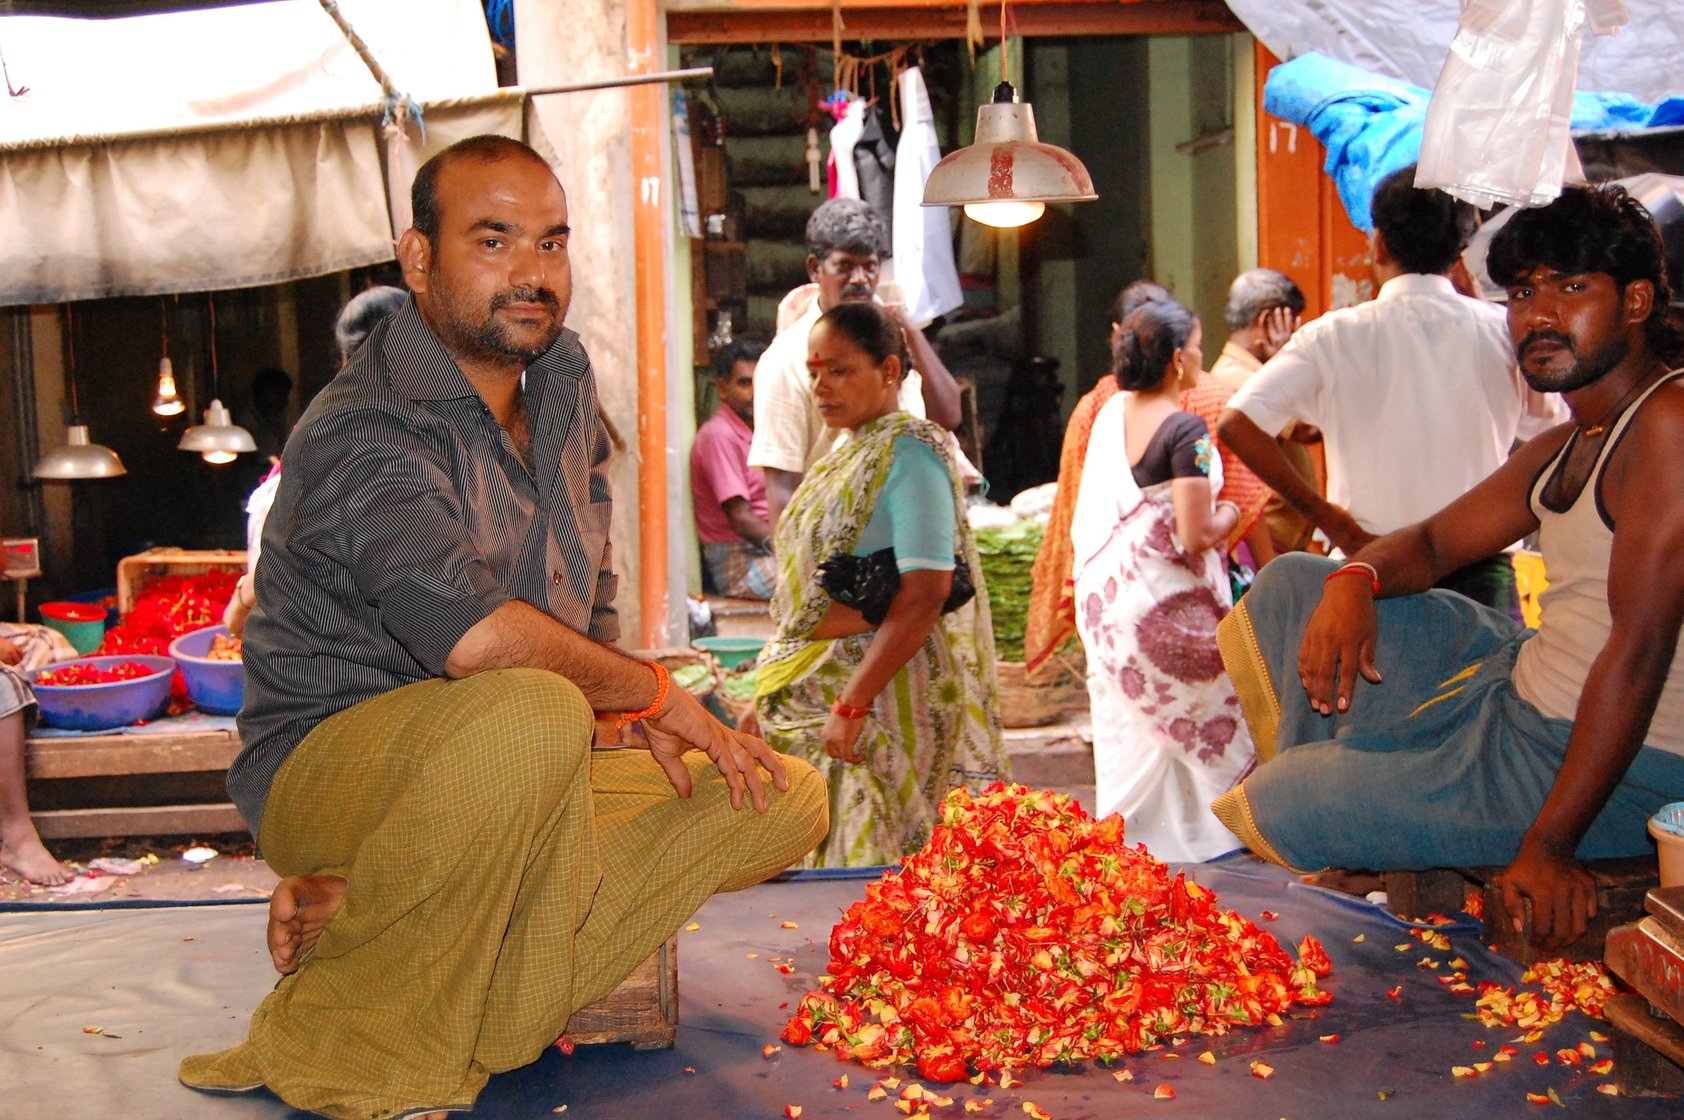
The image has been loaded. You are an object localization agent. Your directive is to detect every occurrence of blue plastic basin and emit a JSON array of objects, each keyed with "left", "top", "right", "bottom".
[
  {"left": 168, "top": 625, "right": 244, "bottom": 716},
  {"left": 28, "top": 654, "right": 176, "bottom": 731}
]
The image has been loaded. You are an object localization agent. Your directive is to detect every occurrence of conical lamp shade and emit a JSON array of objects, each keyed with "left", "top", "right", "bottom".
[
  {"left": 178, "top": 398, "right": 257, "bottom": 460},
  {"left": 923, "top": 82, "right": 1097, "bottom": 227},
  {"left": 33, "top": 424, "right": 127, "bottom": 480}
]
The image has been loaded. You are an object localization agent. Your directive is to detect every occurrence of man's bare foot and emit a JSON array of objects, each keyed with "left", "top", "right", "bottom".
[
  {"left": 0, "top": 835, "right": 70, "bottom": 885},
  {"left": 1300, "top": 868, "right": 1385, "bottom": 898},
  {"left": 268, "top": 873, "right": 348, "bottom": 974}
]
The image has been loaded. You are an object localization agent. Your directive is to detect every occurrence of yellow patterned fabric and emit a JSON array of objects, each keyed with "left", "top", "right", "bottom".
[
  {"left": 180, "top": 669, "right": 826, "bottom": 1118},
  {"left": 757, "top": 412, "right": 1006, "bottom": 867}
]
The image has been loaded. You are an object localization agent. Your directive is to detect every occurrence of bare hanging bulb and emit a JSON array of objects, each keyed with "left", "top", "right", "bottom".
[{"left": 152, "top": 355, "right": 184, "bottom": 416}]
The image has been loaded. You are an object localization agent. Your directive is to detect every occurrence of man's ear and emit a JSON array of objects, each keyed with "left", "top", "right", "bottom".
[
  {"left": 1370, "top": 228, "right": 1391, "bottom": 268},
  {"left": 1623, "top": 277, "right": 1656, "bottom": 331},
  {"left": 806, "top": 253, "right": 821, "bottom": 284},
  {"left": 397, "top": 229, "right": 432, "bottom": 294}
]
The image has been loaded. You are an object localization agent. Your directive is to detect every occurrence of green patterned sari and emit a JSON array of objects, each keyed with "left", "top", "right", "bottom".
[{"left": 756, "top": 412, "right": 1007, "bottom": 866}]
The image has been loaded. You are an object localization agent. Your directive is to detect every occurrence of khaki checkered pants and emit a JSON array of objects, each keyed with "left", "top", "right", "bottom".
[{"left": 180, "top": 669, "right": 827, "bottom": 1119}]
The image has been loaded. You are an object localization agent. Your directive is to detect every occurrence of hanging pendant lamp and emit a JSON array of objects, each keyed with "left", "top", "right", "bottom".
[
  {"left": 152, "top": 298, "right": 184, "bottom": 416},
  {"left": 178, "top": 293, "right": 256, "bottom": 464},
  {"left": 32, "top": 305, "right": 127, "bottom": 481},
  {"left": 921, "top": 3, "right": 1096, "bottom": 227}
]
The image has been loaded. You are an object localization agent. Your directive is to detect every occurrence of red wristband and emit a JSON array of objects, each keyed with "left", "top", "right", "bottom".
[
  {"left": 615, "top": 660, "right": 671, "bottom": 730},
  {"left": 1324, "top": 562, "right": 1380, "bottom": 595},
  {"left": 832, "top": 700, "right": 871, "bottom": 720}
]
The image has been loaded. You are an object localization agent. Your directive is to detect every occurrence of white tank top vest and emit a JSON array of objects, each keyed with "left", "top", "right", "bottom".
[{"left": 1511, "top": 371, "right": 1684, "bottom": 759}]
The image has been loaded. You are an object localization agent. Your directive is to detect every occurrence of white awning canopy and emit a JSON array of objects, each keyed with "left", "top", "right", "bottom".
[{"left": 0, "top": 0, "right": 512, "bottom": 306}]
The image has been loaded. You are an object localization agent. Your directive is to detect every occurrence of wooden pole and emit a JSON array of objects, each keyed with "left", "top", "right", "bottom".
[{"left": 630, "top": 0, "right": 670, "bottom": 649}]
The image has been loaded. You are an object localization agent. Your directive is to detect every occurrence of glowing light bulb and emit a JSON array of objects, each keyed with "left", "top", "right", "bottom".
[
  {"left": 963, "top": 200, "right": 1046, "bottom": 228},
  {"left": 152, "top": 356, "right": 185, "bottom": 416},
  {"left": 202, "top": 450, "right": 238, "bottom": 465}
]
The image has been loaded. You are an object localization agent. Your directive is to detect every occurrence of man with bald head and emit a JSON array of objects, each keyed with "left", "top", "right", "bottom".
[{"left": 180, "top": 136, "right": 826, "bottom": 1119}]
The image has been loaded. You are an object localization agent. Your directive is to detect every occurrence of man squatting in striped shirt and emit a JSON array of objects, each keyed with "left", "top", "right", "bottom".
[{"left": 180, "top": 136, "right": 828, "bottom": 1119}]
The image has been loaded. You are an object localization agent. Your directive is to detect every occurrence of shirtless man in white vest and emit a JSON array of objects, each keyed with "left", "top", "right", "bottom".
[{"left": 1211, "top": 183, "right": 1684, "bottom": 950}]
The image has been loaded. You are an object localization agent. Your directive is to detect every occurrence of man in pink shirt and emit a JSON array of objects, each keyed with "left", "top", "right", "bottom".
[{"left": 693, "top": 338, "right": 775, "bottom": 598}]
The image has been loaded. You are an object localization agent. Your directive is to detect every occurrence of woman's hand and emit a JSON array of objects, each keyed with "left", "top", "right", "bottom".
[
  {"left": 0, "top": 636, "right": 21, "bottom": 666},
  {"left": 822, "top": 709, "right": 868, "bottom": 763}
]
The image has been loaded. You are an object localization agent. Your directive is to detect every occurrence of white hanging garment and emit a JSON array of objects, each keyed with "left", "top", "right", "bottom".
[
  {"left": 828, "top": 97, "right": 865, "bottom": 200},
  {"left": 1416, "top": 0, "right": 1628, "bottom": 209},
  {"left": 892, "top": 65, "right": 964, "bottom": 326}
]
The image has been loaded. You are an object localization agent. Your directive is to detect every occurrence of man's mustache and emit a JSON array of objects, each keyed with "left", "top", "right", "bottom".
[
  {"left": 1518, "top": 329, "right": 1572, "bottom": 356},
  {"left": 491, "top": 286, "right": 560, "bottom": 311},
  {"left": 840, "top": 284, "right": 876, "bottom": 301}
]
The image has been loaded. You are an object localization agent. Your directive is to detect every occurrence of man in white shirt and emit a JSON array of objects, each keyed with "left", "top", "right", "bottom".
[
  {"left": 749, "top": 198, "right": 962, "bottom": 525},
  {"left": 1218, "top": 164, "right": 1562, "bottom": 613}
]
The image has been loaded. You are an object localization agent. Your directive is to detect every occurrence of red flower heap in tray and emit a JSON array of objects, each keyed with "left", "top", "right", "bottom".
[
  {"left": 783, "top": 784, "right": 1332, "bottom": 1082},
  {"left": 98, "top": 572, "right": 241, "bottom": 657}
]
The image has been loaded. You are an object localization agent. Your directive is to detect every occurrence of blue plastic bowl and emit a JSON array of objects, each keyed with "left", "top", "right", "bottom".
[
  {"left": 168, "top": 625, "right": 244, "bottom": 716},
  {"left": 27, "top": 654, "right": 176, "bottom": 731}
]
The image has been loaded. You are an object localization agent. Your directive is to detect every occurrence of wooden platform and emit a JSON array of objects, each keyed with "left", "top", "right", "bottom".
[{"left": 24, "top": 727, "right": 243, "bottom": 839}]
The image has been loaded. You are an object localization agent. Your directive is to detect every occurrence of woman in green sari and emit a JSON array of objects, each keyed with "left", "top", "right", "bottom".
[{"left": 755, "top": 302, "right": 1007, "bottom": 866}]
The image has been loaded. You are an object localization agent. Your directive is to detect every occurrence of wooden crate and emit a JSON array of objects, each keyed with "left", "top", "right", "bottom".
[
  {"left": 566, "top": 936, "right": 678, "bottom": 1050},
  {"left": 117, "top": 548, "right": 247, "bottom": 615}
]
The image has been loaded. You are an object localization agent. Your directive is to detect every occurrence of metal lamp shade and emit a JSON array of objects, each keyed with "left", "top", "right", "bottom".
[
  {"left": 33, "top": 424, "right": 127, "bottom": 480},
  {"left": 178, "top": 398, "right": 257, "bottom": 459},
  {"left": 923, "top": 87, "right": 1097, "bottom": 227}
]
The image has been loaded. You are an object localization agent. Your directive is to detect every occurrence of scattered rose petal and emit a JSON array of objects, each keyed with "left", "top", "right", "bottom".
[
  {"left": 1113, "top": 1069, "right": 1135, "bottom": 1082},
  {"left": 784, "top": 1107, "right": 803, "bottom": 1119},
  {"left": 1352, "top": 934, "right": 1366, "bottom": 943},
  {"left": 1377, "top": 1088, "right": 1395, "bottom": 1100},
  {"left": 1387, "top": 985, "right": 1403, "bottom": 1000},
  {"left": 1319, "top": 1034, "right": 1341, "bottom": 1044},
  {"left": 1153, "top": 1084, "right": 1176, "bottom": 1100},
  {"left": 1526, "top": 1092, "right": 1551, "bottom": 1105},
  {"left": 763, "top": 1044, "right": 782, "bottom": 1059},
  {"left": 1250, "top": 1060, "right": 1275, "bottom": 1080},
  {"left": 1197, "top": 1052, "right": 1216, "bottom": 1064},
  {"left": 1596, "top": 1084, "right": 1619, "bottom": 1096},
  {"left": 782, "top": 921, "right": 800, "bottom": 929},
  {"left": 868, "top": 1085, "right": 889, "bottom": 1101},
  {"left": 1452, "top": 1066, "right": 1477, "bottom": 1079},
  {"left": 1022, "top": 1103, "right": 1051, "bottom": 1120},
  {"left": 1260, "top": 910, "right": 1279, "bottom": 921},
  {"left": 553, "top": 1035, "right": 575, "bottom": 1055},
  {"left": 683, "top": 1067, "right": 696, "bottom": 1074},
  {"left": 686, "top": 922, "right": 700, "bottom": 931},
  {"left": 834, "top": 1075, "right": 849, "bottom": 1089},
  {"left": 1589, "top": 1030, "right": 1609, "bottom": 1043}
]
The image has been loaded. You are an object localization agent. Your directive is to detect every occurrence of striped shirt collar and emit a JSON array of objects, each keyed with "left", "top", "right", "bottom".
[{"left": 380, "top": 299, "right": 586, "bottom": 404}]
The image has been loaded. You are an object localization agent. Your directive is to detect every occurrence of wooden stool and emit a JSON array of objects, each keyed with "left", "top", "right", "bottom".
[
  {"left": 565, "top": 936, "right": 679, "bottom": 1050},
  {"left": 1384, "top": 855, "right": 1659, "bottom": 965}
]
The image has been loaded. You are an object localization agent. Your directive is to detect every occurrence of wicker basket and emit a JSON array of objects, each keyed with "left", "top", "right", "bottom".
[{"left": 996, "top": 659, "right": 1084, "bottom": 729}]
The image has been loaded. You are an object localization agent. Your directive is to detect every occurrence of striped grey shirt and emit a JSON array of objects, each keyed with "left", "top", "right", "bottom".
[{"left": 229, "top": 300, "right": 618, "bottom": 836}]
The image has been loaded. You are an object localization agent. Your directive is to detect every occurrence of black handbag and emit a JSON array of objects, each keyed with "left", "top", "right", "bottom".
[{"left": 816, "top": 547, "right": 975, "bottom": 626}]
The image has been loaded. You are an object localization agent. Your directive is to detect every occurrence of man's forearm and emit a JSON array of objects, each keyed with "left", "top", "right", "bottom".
[
  {"left": 763, "top": 467, "right": 802, "bottom": 530},
  {"left": 1525, "top": 634, "right": 1674, "bottom": 856},
  {"left": 444, "top": 599, "right": 658, "bottom": 713},
  {"left": 723, "top": 498, "right": 771, "bottom": 546},
  {"left": 904, "top": 327, "right": 962, "bottom": 431},
  {"left": 1217, "top": 408, "right": 1329, "bottom": 525}
]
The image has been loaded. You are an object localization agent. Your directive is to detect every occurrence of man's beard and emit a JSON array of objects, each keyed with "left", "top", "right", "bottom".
[
  {"left": 441, "top": 285, "right": 564, "bottom": 366},
  {"left": 1517, "top": 329, "right": 1628, "bottom": 394}
]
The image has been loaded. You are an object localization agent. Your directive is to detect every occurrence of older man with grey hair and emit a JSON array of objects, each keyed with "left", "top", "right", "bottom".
[
  {"left": 748, "top": 198, "right": 963, "bottom": 526},
  {"left": 1209, "top": 268, "right": 1318, "bottom": 554}
]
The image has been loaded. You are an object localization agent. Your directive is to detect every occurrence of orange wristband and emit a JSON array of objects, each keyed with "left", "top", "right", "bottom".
[
  {"left": 832, "top": 700, "right": 871, "bottom": 720},
  {"left": 614, "top": 660, "right": 671, "bottom": 729}
]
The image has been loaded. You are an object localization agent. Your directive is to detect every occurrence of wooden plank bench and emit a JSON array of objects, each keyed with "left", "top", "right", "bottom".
[
  {"left": 1384, "top": 856, "right": 1660, "bottom": 964},
  {"left": 24, "top": 726, "right": 245, "bottom": 840}
]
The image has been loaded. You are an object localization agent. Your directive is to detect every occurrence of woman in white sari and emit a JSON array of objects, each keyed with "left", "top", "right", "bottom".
[{"left": 1070, "top": 299, "right": 1256, "bottom": 862}]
